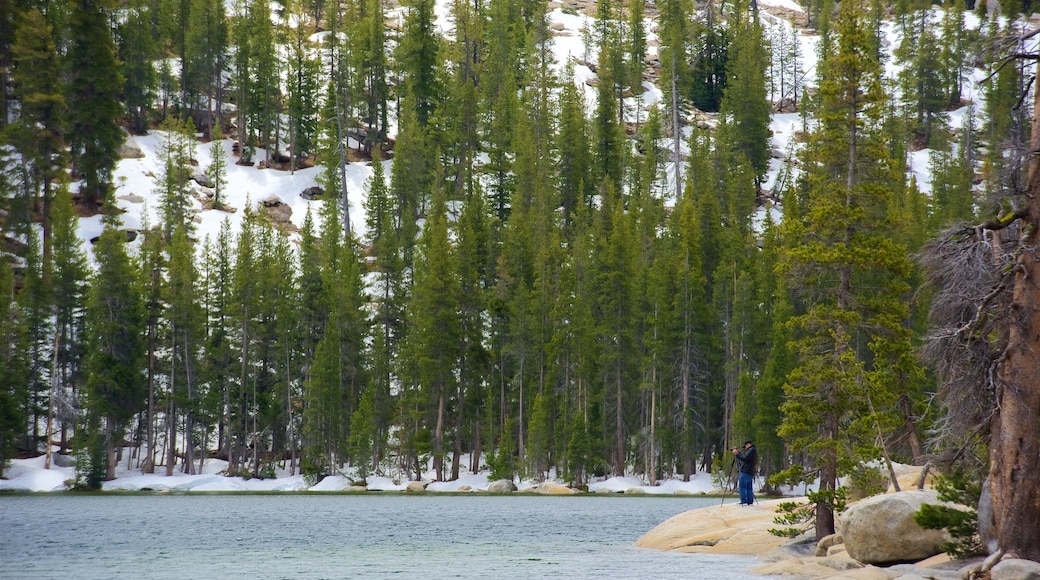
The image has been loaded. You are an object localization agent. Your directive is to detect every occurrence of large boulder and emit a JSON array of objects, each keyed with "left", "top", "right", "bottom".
[
  {"left": 636, "top": 499, "right": 790, "bottom": 556},
  {"left": 404, "top": 481, "right": 426, "bottom": 493},
  {"left": 487, "top": 479, "right": 517, "bottom": 493},
  {"left": 840, "top": 490, "right": 952, "bottom": 565},
  {"left": 992, "top": 558, "right": 1040, "bottom": 580},
  {"left": 532, "top": 481, "right": 577, "bottom": 495},
  {"left": 118, "top": 132, "right": 144, "bottom": 159}
]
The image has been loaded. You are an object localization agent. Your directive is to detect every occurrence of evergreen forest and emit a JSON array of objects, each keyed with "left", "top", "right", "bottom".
[{"left": 2, "top": 0, "right": 1040, "bottom": 559}]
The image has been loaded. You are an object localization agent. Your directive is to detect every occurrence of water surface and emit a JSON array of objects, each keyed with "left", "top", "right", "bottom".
[{"left": 0, "top": 494, "right": 764, "bottom": 579}]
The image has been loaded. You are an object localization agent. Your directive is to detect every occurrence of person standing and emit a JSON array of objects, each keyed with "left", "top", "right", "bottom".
[{"left": 731, "top": 440, "right": 758, "bottom": 505}]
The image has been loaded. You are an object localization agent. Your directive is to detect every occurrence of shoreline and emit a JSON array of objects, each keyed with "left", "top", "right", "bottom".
[{"left": 636, "top": 496, "right": 984, "bottom": 580}]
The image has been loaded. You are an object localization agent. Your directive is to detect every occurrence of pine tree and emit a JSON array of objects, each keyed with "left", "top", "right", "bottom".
[
  {"left": 284, "top": 6, "right": 320, "bottom": 170},
  {"left": 184, "top": 0, "right": 228, "bottom": 131},
  {"left": 302, "top": 199, "right": 369, "bottom": 476},
  {"left": 82, "top": 224, "right": 146, "bottom": 482},
  {"left": 355, "top": 0, "right": 389, "bottom": 151},
  {"left": 718, "top": 13, "right": 771, "bottom": 186},
  {"left": 592, "top": 0, "right": 626, "bottom": 191},
  {"left": 690, "top": 8, "right": 728, "bottom": 113},
  {"left": 202, "top": 220, "right": 237, "bottom": 469},
  {"left": 0, "top": 258, "right": 30, "bottom": 477},
  {"left": 481, "top": 0, "right": 522, "bottom": 219},
  {"left": 163, "top": 226, "right": 205, "bottom": 474},
  {"left": 557, "top": 64, "right": 593, "bottom": 225},
  {"left": 454, "top": 188, "right": 492, "bottom": 477},
  {"left": 66, "top": 0, "right": 124, "bottom": 212},
  {"left": 657, "top": 0, "right": 694, "bottom": 201},
  {"left": 362, "top": 153, "right": 401, "bottom": 467},
  {"left": 406, "top": 187, "right": 461, "bottom": 481},
  {"left": 10, "top": 7, "right": 66, "bottom": 260},
  {"left": 395, "top": 0, "right": 442, "bottom": 127},
  {"left": 117, "top": 1, "right": 157, "bottom": 134},
  {"left": 207, "top": 123, "right": 229, "bottom": 209},
  {"left": 155, "top": 117, "right": 197, "bottom": 236},
  {"left": 49, "top": 185, "right": 89, "bottom": 455},
  {"left": 777, "top": 2, "right": 920, "bottom": 539},
  {"left": 137, "top": 216, "right": 165, "bottom": 472},
  {"left": 19, "top": 235, "right": 51, "bottom": 460}
]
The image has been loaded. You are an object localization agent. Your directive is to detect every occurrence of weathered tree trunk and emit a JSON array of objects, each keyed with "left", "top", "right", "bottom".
[
  {"left": 434, "top": 392, "right": 444, "bottom": 481},
  {"left": 105, "top": 417, "right": 117, "bottom": 481},
  {"left": 987, "top": 68, "right": 1040, "bottom": 561}
]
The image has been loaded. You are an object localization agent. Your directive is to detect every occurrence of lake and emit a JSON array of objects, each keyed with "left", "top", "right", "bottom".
[{"left": 0, "top": 494, "right": 765, "bottom": 579}]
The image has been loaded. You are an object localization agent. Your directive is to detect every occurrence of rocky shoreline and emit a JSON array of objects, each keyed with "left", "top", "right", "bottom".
[{"left": 634, "top": 496, "right": 1039, "bottom": 580}]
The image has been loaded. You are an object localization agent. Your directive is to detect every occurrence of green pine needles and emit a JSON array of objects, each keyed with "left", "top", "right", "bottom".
[{"left": 914, "top": 471, "right": 983, "bottom": 559}]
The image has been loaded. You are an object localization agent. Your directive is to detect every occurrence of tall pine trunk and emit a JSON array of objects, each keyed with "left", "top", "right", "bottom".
[{"left": 988, "top": 69, "right": 1040, "bottom": 561}]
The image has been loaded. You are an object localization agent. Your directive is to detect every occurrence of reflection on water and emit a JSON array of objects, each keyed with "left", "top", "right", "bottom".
[{"left": 0, "top": 494, "right": 765, "bottom": 579}]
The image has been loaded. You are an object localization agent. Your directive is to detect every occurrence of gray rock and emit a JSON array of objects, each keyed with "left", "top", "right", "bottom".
[
  {"left": 840, "top": 490, "right": 952, "bottom": 565},
  {"left": 118, "top": 135, "right": 144, "bottom": 159},
  {"left": 992, "top": 558, "right": 1040, "bottom": 580},
  {"left": 816, "top": 533, "right": 843, "bottom": 557},
  {"left": 118, "top": 193, "right": 145, "bottom": 204},
  {"left": 192, "top": 172, "right": 213, "bottom": 188},
  {"left": 52, "top": 453, "right": 76, "bottom": 468},
  {"left": 487, "top": 479, "right": 517, "bottom": 493},
  {"left": 300, "top": 186, "right": 324, "bottom": 200}
]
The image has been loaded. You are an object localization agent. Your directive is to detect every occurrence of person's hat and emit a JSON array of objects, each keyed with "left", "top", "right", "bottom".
[{"left": 744, "top": 440, "right": 753, "bottom": 446}]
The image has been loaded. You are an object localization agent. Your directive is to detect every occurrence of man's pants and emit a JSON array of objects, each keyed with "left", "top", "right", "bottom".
[{"left": 738, "top": 472, "right": 754, "bottom": 505}]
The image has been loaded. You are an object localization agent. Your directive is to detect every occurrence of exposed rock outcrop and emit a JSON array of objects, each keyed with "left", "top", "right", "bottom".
[
  {"left": 992, "top": 558, "right": 1040, "bottom": 580},
  {"left": 526, "top": 481, "right": 576, "bottom": 495},
  {"left": 839, "top": 490, "right": 952, "bottom": 565},
  {"left": 635, "top": 499, "right": 789, "bottom": 556},
  {"left": 487, "top": 479, "right": 517, "bottom": 493}
]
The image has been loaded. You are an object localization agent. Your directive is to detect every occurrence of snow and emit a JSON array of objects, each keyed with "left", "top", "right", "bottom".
[
  {"left": 0, "top": 450, "right": 819, "bottom": 496},
  {"left": 759, "top": 0, "right": 805, "bottom": 13}
]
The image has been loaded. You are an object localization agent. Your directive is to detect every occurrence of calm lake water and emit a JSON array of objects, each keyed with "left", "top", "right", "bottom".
[{"left": 0, "top": 494, "right": 764, "bottom": 579}]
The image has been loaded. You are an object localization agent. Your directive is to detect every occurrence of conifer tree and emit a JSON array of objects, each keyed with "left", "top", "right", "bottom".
[
  {"left": 354, "top": 0, "right": 389, "bottom": 151},
  {"left": 207, "top": 123, "right": 229, "bottom": 210},
  {"left": 184, "top": 0, "right": 227, "bottom": 130},
  {"left": 591, "top": 185, "right": 640, "bottom": 476},
  {"left": 396, "top": 0, "right": 442, "bottom": 127},
  {"left": 362, "top": 153, "right": 402, "bottom": 466},
  {"left": 690, "top": 7, "right": 728, "bottom": 113},
  {"left": 454, "top": 188, "right": 492, "bottom": 476},
  {"left": 202, "top": 220, "right": 237, "bottom": 468},
  {"left": 18, "top": 235, "right": 51, "bottom": 457},
  {"left": 246, "top": 0, "right": 281, "bottom": 163},
  {"left": 481, "top": 0, "right": 522, "bottom": 218},
  {"left": 137, "top": 216, "right": 165, "bottom": 472},
  {"left": 284, "top": 6, "right": 320, "bottom": 170},
  {"left": 557, "top": 65, "right": 593, "bottom": 224},
  {"left": 10, "top": 8, "right": 66, "bottom": 259},
  {"left": 66, "top": 0, "right": 124, "bottom": 211},
  {"left": 657, "top": 0, "right": 693, "bottom": 200},
  {"left": 82, "top": 223, "right": 146, "bottom": 482},
  {"left": 406, "top": 187, "right": 461, "bottom": 481},
  {"left": 592, "top": 0, "right": 626, "bottom": 191},
  {"left": 302, "top": 199, "right": 369, "bottom": 476},
  {"left": 117, "top": 2, "right": 158, "bottom": 134},
  {"left": 49, "top": 186, "right": 89, "bottom": 455},
  {"left": 163, "top": 226, "right": 205, "bottom": 474},
  {"left": 156, "top": 117, "right": 198, "bottom": 236},
  {"left": 0, "top": 257, "right": 29, "bottom": 476},
  {"left": 718, "top": 13, "right": 771, "bottom": 186},
  {"left": 776, "top": 2, "right": 920, "bottom": 539}
]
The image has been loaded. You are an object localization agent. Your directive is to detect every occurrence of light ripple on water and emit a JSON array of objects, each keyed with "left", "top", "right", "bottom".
[{"left": 0, "top": 494, "right": 766, "bottom": 579}]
